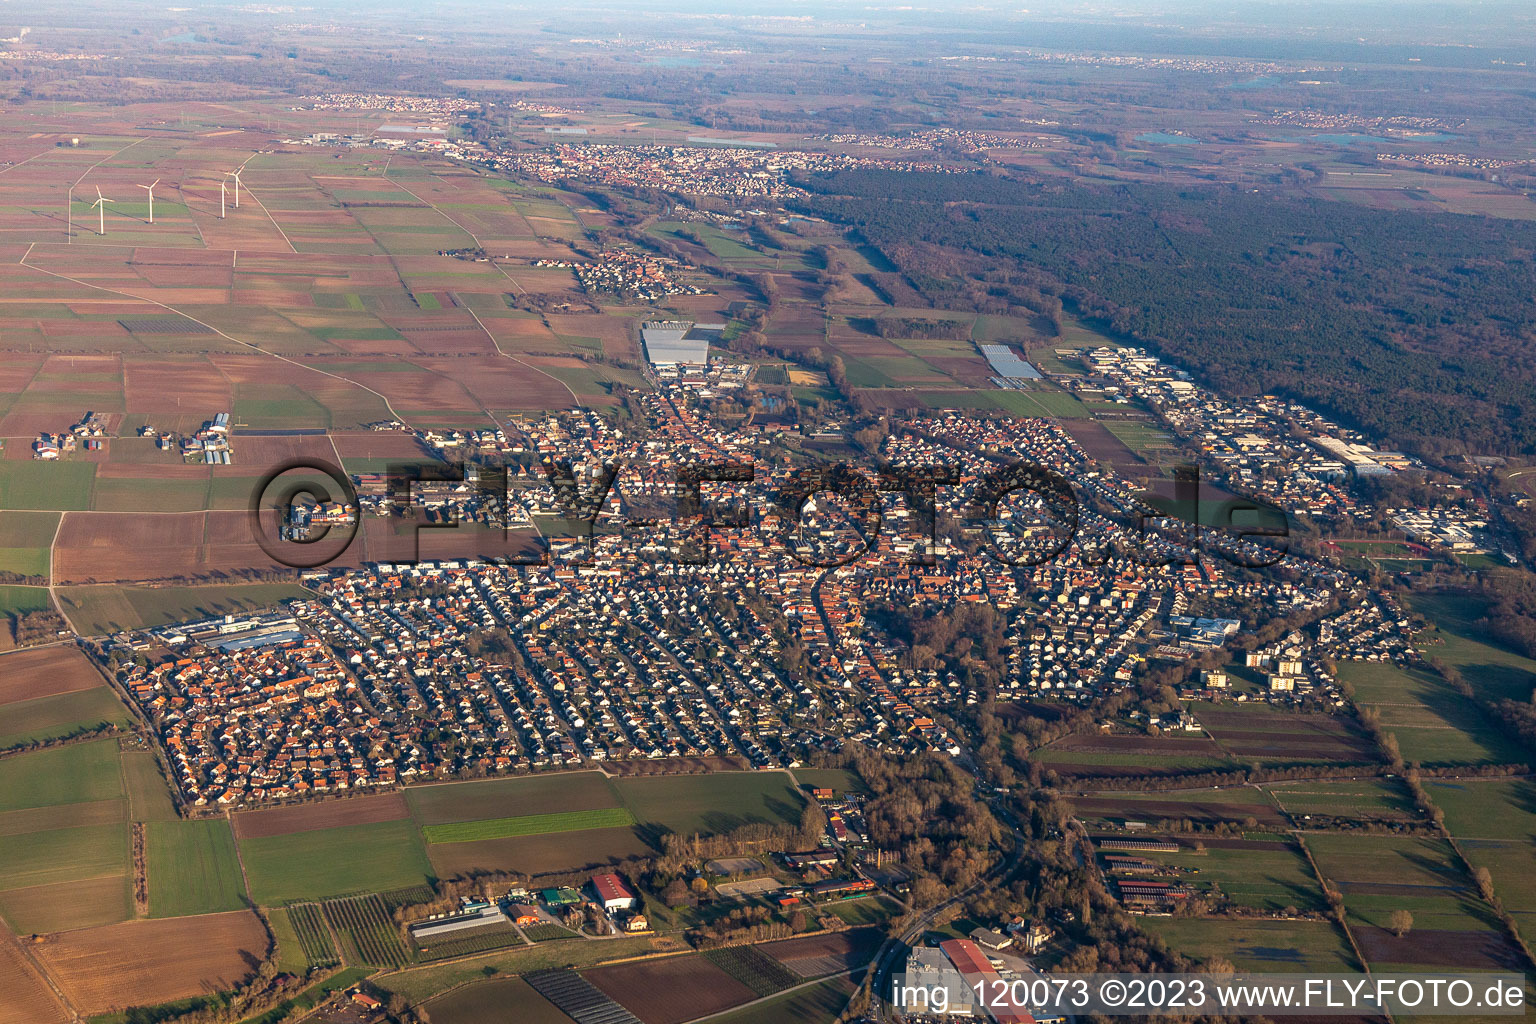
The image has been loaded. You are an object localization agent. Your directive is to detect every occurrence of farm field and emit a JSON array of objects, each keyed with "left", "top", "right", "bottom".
[
  {"left": 0, "top": 685, "right": 129, "bottom": 750},
  {"left": 237, "top": 818, "right": 433, "bottom": 905},
  {"left": 0, "top": 738, "right": 124, "bottom": 812},
  {"left": 705, "top": 975, "right": 858, "bottom": 1024},
  {"left": 1068, "top": 787, "right": 1286, "bottom": 827},
  {"left": 1109, "top": 838, "right": 1326, "bottom": 913},
  {"left": 0, "top": 922, "right": 69, "bottom": 1024},
  {"left": 612, "top": 771, "right": 806, "bottom": 835},
  {"left": 56, "top": 582, "right": 315, "bottom": 634},
  {"left": 1304, "top": 833, "right": 1503, "bottom": 943},
  {"left": 32, "top": 910, "right": 268, "bottom": 1016},
  {"left": 1424, "top": 779, "right": 1536, "bottom": 934},
  {"left": 144, "top": 818, "right": 248, "bottom": 917},
  {"left": 0, "top": 644, "right": 107, "bottom": 704},
  {"left": 1140, "top": 916, "right": 1359, "bottom": 973},
  {"left": 421, "top": 806, "right": 637, "bottom": 843},
  {"left": 420, "top": 976, "right": 574, "bottom": 1024},
  {"left": 404, "top": 771, "right": 623, "bottom": 825},
  {"left": 121, "top": 748, "right": 179, "bottom": 822},
  {"left": 232, "top": 790, "right": 410, "bottom": 839},
  {"left": 1409, "top": 592, "right": 1536, "bottom": 704},
  {"left": 1264, "top": 778, "right": 1416, "bottom": 820},
  {"left": 585, "top": 953, "right": 758, "bottom": 1024},
  {"left": 1340, "top": 661, "right": 1524, "bottom": 765},
  {"left": 425, "top": 825, "right": 653, "bottom": 879}
]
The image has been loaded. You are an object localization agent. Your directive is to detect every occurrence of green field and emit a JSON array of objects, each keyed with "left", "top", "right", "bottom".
[
  {"left": 1341, "top": 661, "right": 1524, "bottom": 765},
  {"left": 239, "top": 818, "right": 433, "bottom": 905},
  {"left": 405, "top": 771, "right": 622, "bottom": 825},
  {"left": 0, "top": 585, "right": 51, "bottom": 617},
  {"left": 420, "top": 976, "right": 574, "bottom": 1024},
  {"left": 122, "top": 748, "right": 180, "bottom": 822},
  {"left": 1425, "top": 779, "right": 1536, "bottom": 930},
  {"left": 0, "top": 739, "right": 124, "bottom": 812},
  {"left": 1123, "top": 841, "right": 1326, "bottom": 913},
  {"left": 1141, "top": 916, "right": 1359, "bottom": 973},
  {"left": 1410, "top": 592, "right": 1536, "bottom": 703},
  {"left": 613, "top": 772, "right": 807, "bottom": 835},
  {"left": 58, "top": 583, "right": 315, "bottom": 635},
  {"left": 0, "top": 463, "right": 96, "bottom": 511},
  {"left": 0, "top": 821, "right": 128, "bottom": 891},
  {"left": 1305, "top": 833, "right": 1497, "bottom": 933},
  {"left": 0, "top": 686, "right": 129, "bottom": 750},
  {"left": 1265, "top": 778, "right": 1415, "bottom": 819},
  {"left": 146, "top": 818, "right": 249, "bottom": 917},
  {"left": 422, "top": 806, "right": 637, "bottom": 843}
]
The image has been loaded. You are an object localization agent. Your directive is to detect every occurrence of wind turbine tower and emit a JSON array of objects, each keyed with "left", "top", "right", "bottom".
[
  {"left": 220, "top": 180, "right": 227, "bottom": 218},
  {"left": 138, "top": 179, "right": 159, "bottom": 224},
  {"left": 91, "top": 187, "right": 113, "bottom": 236},
  {"left": 226, "top": 169, "right": 242, "bottom": 208}
]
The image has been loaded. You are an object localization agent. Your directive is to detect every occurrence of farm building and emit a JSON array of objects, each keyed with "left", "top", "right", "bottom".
[
  {"left": 590, "top": 872, "right": 638, "bottom": 912},
  {"left": 541, "top": 887, "right": 583, "bottom": 907},
  {"left": 809, "top": 877, "right": 876, "bottom": 901},
  {"left": 408, "top": 903, "right": 508, "bottom": 941}
]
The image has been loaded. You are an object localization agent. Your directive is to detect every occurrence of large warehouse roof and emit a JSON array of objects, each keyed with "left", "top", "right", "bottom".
[{"left": 642, "top": 321, "right": 724, "bottom": 365}]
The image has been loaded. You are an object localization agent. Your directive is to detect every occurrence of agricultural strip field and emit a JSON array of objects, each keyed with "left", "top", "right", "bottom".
[
  {"left": 1264, "top": 778, "right": 1416, "bottom": 820},
  {"left": 420, "top": 976, "right": 574, "bottom": 1024},
  {"left": 426, "top": 826, "right": 655, "bottom": 879},
  {"left": 144, "top": 818, "right": 248, "bottom": 917},
  {"left": 0, "top": 925, "right": 69, "bottom": 1023},
  {"left": 1140, "top": 917, "right": 1359, "bottom": 973},
  {"left": 705, "top": 975, "right": 858, "bottom": 1024},
  {"left": 404, "top": 771, "right": 622, "bottom": 825},
  {"left": 611, "top": 772, "right": 806, "bottom": 835},
  {"left": 32, "top": 910, "right": 268, "bottom": 1016},
  {"left": 1424, "top": 778, "right": 1536, "bottom": 937},
  {"left": 237, "top": 818, "right": 433, "bottom": 905},
  {"left": 1340, "top": 661, "right": 1524, "bottom": 765},
  {"left": 1067, "top": 786, "right": 1286, "bottom": 826},
  {"left": 322, "top": 893, "right": 411, "bottom": 967},
  {"left": 585, "top": 954, "right": 758, "bottom": 1024},
  {"left": 56, "top": 582, "right": 315, "bottom": 635},
  {"left": 0, "top": 738, "right": 124, "bottom": 812},
  {"left": 421, "top": 806, "right": 637, "bottom": 843},
  {"left": 0, "top": 645, "right": 108, "bottom": 704},
  {"left": 0, "top": 686, "right": 129, "bottom": 751},
  {"left": 232, "top": 790, "right": 409, "bottom": 839},
  {"left": 1303, "top": 832, "right": 1521, "bottom": 969}
]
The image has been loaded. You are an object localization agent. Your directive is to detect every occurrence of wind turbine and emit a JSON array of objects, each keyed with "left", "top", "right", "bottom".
[
  {"left": 225, "top": 169, "right": 242, "bottom": 208},
  {"left": 219, "top": 180, "right": 227, "bottom": 218},
  {"left": 137, "top": 178, "right": 159, "bottom": 224},
  {"left": 91, "top": 187, "right": 113, "bottom": 236}
]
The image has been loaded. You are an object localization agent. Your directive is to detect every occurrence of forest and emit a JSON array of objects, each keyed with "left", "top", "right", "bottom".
[{"left": 791, "top": 169, "right": 1536, "bottom": 456}]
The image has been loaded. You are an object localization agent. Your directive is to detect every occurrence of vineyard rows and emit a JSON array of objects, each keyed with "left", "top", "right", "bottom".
[
  {"left": 702, "top": 945, "right": 801, "bottom": 997},
  {"left": 284, "top": 904, "right": 339, "bottom": 969},
  {"left": 412, "top": 923, "right": 526, "bottom": 962},
  {"left": 322, "top": 894, "right": 411, "bottom": 968}
]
